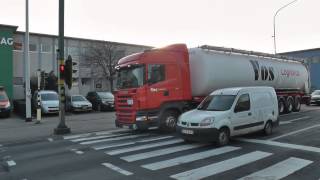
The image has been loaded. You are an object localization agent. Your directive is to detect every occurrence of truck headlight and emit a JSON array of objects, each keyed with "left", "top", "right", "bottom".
[{"left": 200, "top": 117, "right": 214, "bottom": 127}]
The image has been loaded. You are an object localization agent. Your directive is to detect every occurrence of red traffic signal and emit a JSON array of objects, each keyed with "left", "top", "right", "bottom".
[{"left": 59, "top": 64, "right": 65, "bottom": 79}]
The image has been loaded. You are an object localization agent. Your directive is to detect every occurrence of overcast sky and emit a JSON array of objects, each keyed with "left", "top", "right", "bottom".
[{"left": 1, "top": 0, "right": 319, "bottom": 53}]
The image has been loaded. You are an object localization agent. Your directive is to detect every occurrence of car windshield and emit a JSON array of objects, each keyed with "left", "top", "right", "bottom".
[
  {"left": 0, "top": 93, "right": 8, "bottom": 101},
  {"left": 41, "top": 93, "right": 58, "bottom": 101},
  {"left": 197, "top": 95, "right": 236, "bottom": 111},
  {"left": 312, "top": 91, "right": 320, "bottom": 95},
  {"left": 72, "top": 96, "right": 86, "bottom": 102},
  {"left": 97, "top": 92, "right": 114, "bottom": 99},
  {"left": 117, "top": 65, "right": 145, "bottom": 89}
]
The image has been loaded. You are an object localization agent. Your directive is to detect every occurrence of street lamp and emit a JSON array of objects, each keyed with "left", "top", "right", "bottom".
[{"left": 273, "top": 0, "right": 298, "bottom": 54}]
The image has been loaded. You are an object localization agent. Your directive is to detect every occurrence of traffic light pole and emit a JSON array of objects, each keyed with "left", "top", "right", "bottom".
[{"left": 54, "top": 0, "right": 70, "bottom": 135}]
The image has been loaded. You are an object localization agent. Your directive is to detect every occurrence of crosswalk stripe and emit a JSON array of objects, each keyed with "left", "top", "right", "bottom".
[
  {"left": 106, "top": 139, "right": 184, "bottom": 155},
  {"left": 170, "top": 151, "right": 272, "bottom": 180},
  {"left": 121, "top": 143, "right": 208, "bottom": 162},
  {"left": 93, "top": 136, "right": 174, "bottom": 150},
  {"left": 142, "top": 146, "right": 241, "bottom": 171},
  {"left": 95, "top": 129, "right": 131, "bottom": 135},
  {"left": 80, "top": 134, "right": 149, "bottom": 145},
  {"left": 93, "top": 142, "right": 136, "bottom": 150},
  {"left": 238, "top": 157, "right": 313, "bottom": 180},
  {"left": 63, "top": 133, "right": 93, "bottom": 140},
  {"left": 71, "top": 133, "right": 129, "bottom": 142},
  {"left": 102, "top": 163, "right": 133, "bottom": 176}
]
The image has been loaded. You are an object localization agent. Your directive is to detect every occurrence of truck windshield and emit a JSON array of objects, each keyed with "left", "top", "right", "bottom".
[
  {"left": 117, "top": 65, "right": 145, "bottom": 89},
  {"left": 197, "top": 95, "right": 236, "bottom": 111}
]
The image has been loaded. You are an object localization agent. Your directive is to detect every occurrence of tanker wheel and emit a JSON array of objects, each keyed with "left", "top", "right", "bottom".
[
  {"left": 278, "top": 99, "right": 285, "bottom": 115},
  {"left": 160, "top": 110, "right": 179, "bottom": 132},
  {"left": 293, "top": 96, "right": 301, "bottom": 112},
  {"left": 285, "top": 97, "right": 294, "bottom": 113}
]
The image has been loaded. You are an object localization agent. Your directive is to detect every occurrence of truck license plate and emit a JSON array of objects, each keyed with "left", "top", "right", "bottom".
[{"left": 182, "top": 129, "right": 194, "bottom": 135}]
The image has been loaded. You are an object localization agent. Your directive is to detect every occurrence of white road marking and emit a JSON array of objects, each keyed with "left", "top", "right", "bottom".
[
  {"left": 102, "top": 163, "right": 133, "bottom": 176},
  {"left": 92, "top": 136, "right": 174, "bottom": 150},
  {"left": 269, "top": 124, "right": 320, "bottom": 141},
  {"left": 106, "top": 139, "right": 184, "bottom": 155},
  {"left": 63, "top": 133, "right": 93, "bottom": 140},
  {"left": 95, "top": 129, "right": 131, "bottom": 135},
  {"left": 121, "top": 143, "right": 207, "bottom": 162},
  {"left": 280, "top": 116, "right": 310, "bottom": 125},
  {"left": 238, "top": 138, "right": 320, "bottom": 153},
  {"left": 170, "top": 151, "right": 272, "bottom": 180},
  {"left": 142, "top": 146, "right": 241, "bottom": 171},
  {"left": 137, "top": 136, "right": 173, "bottom": 143},
  {"left": 93, "top": 142, "right": 136, "bottom": 150},
  {"left": 80, "top": 134, "right": 149, "bottom": 145},
  {"left": 238, "top": 157, "right": 313, "bottom": 180},
  {"left": 47, "top": 138, "right": 53, "bottom": 142},
  {"left": 71, "top": 133, "right": 128, "bottom": 142},
  {"left": 70, "top": 149, "right": 84, "bottom": 155},
  {"left": 7, "top": 160, "right": 16, "bottom": 167}
]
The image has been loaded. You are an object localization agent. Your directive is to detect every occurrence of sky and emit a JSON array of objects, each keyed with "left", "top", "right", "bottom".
[{"left": 1, "top": 0, "right": 319, "bottom": 53}]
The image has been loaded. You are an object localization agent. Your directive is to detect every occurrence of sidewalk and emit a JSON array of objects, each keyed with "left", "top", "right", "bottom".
[{"left": 0, "top": 112, "right": 117, "bottom": 145}]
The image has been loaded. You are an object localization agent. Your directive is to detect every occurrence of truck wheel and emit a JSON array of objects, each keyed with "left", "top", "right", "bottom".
[
  {"left": 278, "top": 99, "right": 285, "bottom": 114},
  {"left": 285, "top": 97, "right": 294, "bottom": 113},
  {"left": 160, "top": 110, "right": 179, "bottom": 132},
  {"left": 263, "top": 121, "right": 273, "bottom": 135},
  {"left": 293, "top": 96, "right": 301, "bottom": 112},
  {"left": 217, "top": 128, "right": 230, "bottom": 146}
]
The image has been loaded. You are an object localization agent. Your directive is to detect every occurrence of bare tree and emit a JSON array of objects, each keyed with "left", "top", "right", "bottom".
[{"left": 83, "top": 42, "right": 125, "bottom": 91}]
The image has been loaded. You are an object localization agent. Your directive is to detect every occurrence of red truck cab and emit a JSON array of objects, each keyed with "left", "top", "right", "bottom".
[{"left": 115, "top": 44, "right": 193, "bottom": 131}]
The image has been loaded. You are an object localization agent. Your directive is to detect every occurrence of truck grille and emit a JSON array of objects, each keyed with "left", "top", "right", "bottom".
[{"left": 116, "top": 95, "right": 135, "bottom": 123}]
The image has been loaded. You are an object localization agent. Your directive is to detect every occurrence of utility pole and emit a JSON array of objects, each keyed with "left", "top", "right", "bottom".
[
  {"left": 25, "top": 0, "right": 32, "bottom": 122},
  {"left": 54, "top": 0, "right": 71, "bottom": 134},
  {"left": 273, "top": 0, "right": 298, "bottom": 54}
]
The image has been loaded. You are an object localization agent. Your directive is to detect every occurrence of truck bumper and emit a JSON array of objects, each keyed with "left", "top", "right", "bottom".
[
  {"left": 176, "top": 126, "right": 220, "bottom": 142},
  {"left": 115, "top": 118, "right": 159, "bottom": 130}
]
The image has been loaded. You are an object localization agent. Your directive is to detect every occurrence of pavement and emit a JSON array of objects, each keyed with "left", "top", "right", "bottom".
[
  {"left": 0, "top": 111, "right": 116, "bottom": 144},
  {"left": 0, "top": 105, "right": 320, "bottom": 180}
]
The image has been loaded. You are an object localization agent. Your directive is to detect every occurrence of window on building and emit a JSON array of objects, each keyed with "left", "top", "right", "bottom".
[
  {"left": 41, "top": 44, "right": 52, "bottom": 53},
  {"left": 68, "top": 46, "right": 79, "bottom": 56},
  {"left": 13, "top": 42, "right": 23, "bottom": 51},
  {"left": 29, "top": 44, "right": 37, "bottom": 52}
]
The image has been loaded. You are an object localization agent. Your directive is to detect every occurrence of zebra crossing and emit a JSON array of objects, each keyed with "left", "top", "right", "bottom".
[{"left": 64, "top": 129, "right": 316, "bottom": 180}]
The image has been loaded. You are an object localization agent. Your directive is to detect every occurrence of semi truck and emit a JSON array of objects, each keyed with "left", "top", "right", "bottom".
[{"left": 115, "top": 44, "right": 310, "bottom": 131}]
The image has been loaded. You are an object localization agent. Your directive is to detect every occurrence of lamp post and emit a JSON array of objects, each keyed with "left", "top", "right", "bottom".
[{"left": 273, "top": 0, "right": 298, "bottom": 54}]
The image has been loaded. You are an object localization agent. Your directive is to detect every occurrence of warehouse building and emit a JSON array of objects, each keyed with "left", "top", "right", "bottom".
[
  {"left": 0, "top": 24, "right": 151, "bottom": 100},
  {"left": 281, "top": 49, "right": 320, "bottom": 91}
]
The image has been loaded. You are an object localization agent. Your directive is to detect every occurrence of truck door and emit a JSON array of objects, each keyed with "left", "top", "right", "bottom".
[{"left": 231, "top": 93, "right": 255, "bottom": 135}]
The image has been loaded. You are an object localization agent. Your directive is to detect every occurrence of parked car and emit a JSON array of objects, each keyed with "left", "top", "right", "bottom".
[
  {"left": 86, "top": 91, "right": 114, "bottom": 111},
  {"left": 176, "top": 87, "right": 279, "bottom": 146},
  {"left": 310, "top": 90, "right": 320, "bottom": 105},
  {"left": 0, "top": 86, "right": 11, "bottom": 118},
  {"left": 66, "top": 95, "right": 92, "bottom": 112},
  {"left": 32, "top": 90, "right": 59, "bottom": 114}
]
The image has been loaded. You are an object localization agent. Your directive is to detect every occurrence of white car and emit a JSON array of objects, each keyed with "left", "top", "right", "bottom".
[
  {"left": 310, "top": 90, "right": 320, "bottom": 105},
  {"left": 33, "top": 90, "right": 59, "bottom": 114},
  {"left": 67, "top": 95, "right": 92, "bottom": 112},
  {"left": 176, "top": 87, "right": 279, "bottom": 146}
]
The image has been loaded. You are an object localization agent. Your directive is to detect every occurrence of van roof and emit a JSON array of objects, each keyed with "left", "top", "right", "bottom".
[{"left": 211, "top": 86, "right": 274, "bottom": 95}]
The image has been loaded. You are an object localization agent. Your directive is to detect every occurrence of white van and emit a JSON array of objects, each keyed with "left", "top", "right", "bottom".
[{"left": 176, "top": 87, "right": 279, "bottom": 146}]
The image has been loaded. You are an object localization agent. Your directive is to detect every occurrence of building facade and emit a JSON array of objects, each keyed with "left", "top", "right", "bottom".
[
  {"left": 0, "top": 24, "right": 151, "bottom": 100},
  {"left": 281, "top": 49, "right": 320, "bottom": 91}
]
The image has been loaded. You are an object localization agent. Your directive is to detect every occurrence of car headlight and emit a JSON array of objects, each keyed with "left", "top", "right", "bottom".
[
  {"left": 199, "top": 117, "right": 214, "bottom": 127},
  {"left": 4, "top": 102, "right": 10, "bottom": 108}
]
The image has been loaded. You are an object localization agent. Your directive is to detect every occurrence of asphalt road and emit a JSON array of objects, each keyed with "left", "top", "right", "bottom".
[{"left": 1, "top": 105, "right": 320, "bottom": 180}]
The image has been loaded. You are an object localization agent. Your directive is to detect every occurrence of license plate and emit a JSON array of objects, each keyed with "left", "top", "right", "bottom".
[{"left": 181, "top": 129, "right": 194, "bottom": 135}]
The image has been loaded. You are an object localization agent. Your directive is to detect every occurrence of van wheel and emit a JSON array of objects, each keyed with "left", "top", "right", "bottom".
[
  {"left": 278, "top": 99, "right": 285, "bottom": 114},
  {"left": 293, "top": 96, "right": 301, "bottom": 112},
  {"left": 217, "top": 128, "right": 230, "bottom": 146},
  {"left": 264, "top": 121, "right": 273, "bottom": 135},
  {"left": 285, "top": 97, "right": 294, "bottom": 113},
  {"left": 160, "top": 110, "right": 179, "bottom": 132}
]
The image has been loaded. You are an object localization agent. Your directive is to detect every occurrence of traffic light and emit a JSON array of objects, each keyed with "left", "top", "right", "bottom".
[
  {"left": 65, "top": 55, "right": 73, "bottom": 89},
  {"left": 59, "top": 64, "right": 65, "bottom": 79}
]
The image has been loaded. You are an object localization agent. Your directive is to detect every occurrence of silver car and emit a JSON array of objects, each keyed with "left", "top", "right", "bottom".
[
  {"left": 67, "top": 95, "right": 92, "bottom": 112},
  {"left": 310, "top": 90, "right": 320, "bottom": 105},
  {"left": 33, "top": 90, "right": 59, "bottom": 114}
]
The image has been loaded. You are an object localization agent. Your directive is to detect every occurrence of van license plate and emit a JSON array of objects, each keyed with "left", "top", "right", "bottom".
[{"left": 182, "top": 129, "right": 194, "bottom": 135}]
